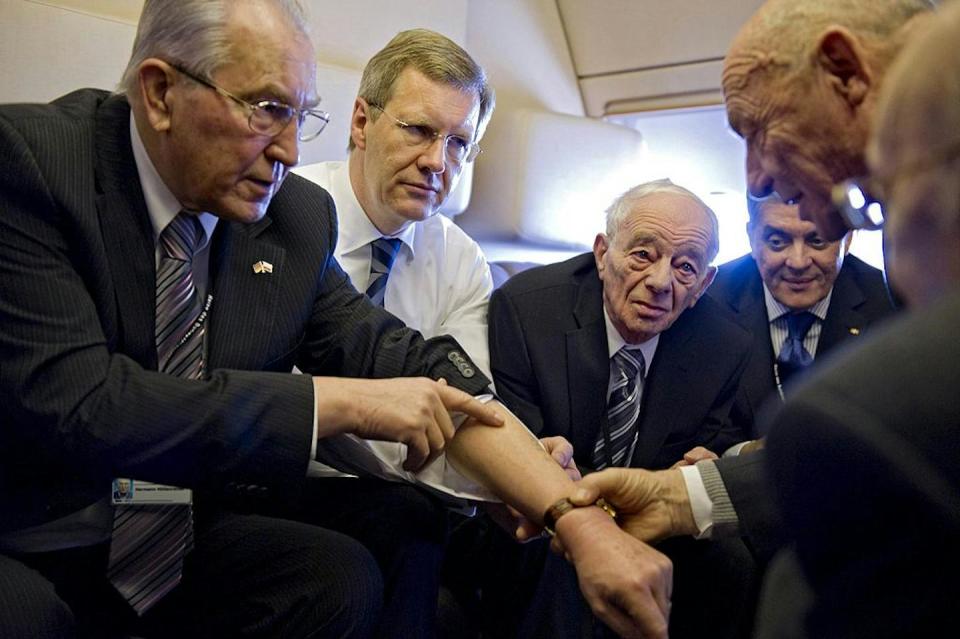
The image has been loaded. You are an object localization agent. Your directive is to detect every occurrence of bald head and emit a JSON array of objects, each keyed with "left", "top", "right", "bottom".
[
  {"left": 723, "top": 0, "right": 935, "bottom": 241},
  {"left": 868, "top": 1, "right": 960, "bottom": 307}
]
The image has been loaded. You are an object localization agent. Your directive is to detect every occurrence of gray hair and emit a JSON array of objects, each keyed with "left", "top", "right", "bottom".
[
  {"left": 726, "top": 0, "right": 935, "bottom": 90},
  {"left": 605, "top": 179, "right": 720, "bottom": 263},
  {"left": 746, "top": 191, "right": 786, "bottom": 226},
  {"left": 119, "top": 0, "right": 309, "bottom": 95},
  {"left": 350, "top": 28, "right": 496, "bottom": 150}
]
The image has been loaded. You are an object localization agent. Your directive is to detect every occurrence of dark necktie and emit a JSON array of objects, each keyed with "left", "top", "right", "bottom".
[
  {"left": 365, "top": 237, "right": 403, "bottom": 306},
  {"left": 107, "top": 212, "right": 204, "bottom": 615},
  {"left": 777, "top": 311, "right": 817, "bottom": 384},
  {"left": 592, "top": 348, "right": 645, "bottom": 469}
]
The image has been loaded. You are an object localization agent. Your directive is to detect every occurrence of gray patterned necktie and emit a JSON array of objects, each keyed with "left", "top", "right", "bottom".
[
  {"left": 107, "top": 212, "right": 204, "bottom": 615},
  {"left": 593, "top": 348, "right": 645, "bottom": 469},
  {"left": 365, "top": 237, "right": 403, "bottom": 306}
]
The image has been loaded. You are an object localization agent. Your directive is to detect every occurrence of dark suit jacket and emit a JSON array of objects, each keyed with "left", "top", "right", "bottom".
[
  {"left": 762, "top": 291, "right": 960, "bottom": 638},
  {"left": 0, "top": 89, "right": 489, "bottom": 533},
  {"left": 489, "top": 253, "right": 753, "bottom": 470},
  {"left": 709, "top": 253, "right": 895, "bottom": 425}
]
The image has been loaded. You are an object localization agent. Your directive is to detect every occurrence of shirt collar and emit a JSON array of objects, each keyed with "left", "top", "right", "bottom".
[
  {"left": 602, "top": 305, "right": 660, "bottom": 367},
  {"left": 129, "top": 114, "right": 218, "bottom": 249},
  {"left": 762, "top": 283, "right": 833, "bottom": 322},
  {"left": 336, "top": 158, "right": 416, "bottom": 258}
]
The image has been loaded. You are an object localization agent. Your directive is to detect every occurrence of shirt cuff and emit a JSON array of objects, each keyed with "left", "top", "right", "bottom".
[
  {"left": 309, "top": 386, "right": 318, "bottom": 469},
  {"left": 308, "top": 394, "right": 501, "bottom": 504},
  {"left": 679, "top": 464, "right": 714, "bottom": 539},
  {"left": 722, "top": 440, "right": 752, "bottom": 457}
]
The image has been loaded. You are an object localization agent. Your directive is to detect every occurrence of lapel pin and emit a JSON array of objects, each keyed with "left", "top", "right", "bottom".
[
  {"left": 252, "top": 260, "right": 273, "bottom": 274},
  {"left": 849, "top": 327, "right": 860, "bottom": 336}
]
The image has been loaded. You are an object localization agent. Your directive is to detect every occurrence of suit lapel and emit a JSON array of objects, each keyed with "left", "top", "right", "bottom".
[
  {"left": 94, "top": 96, "right": 157, "bottom": 369},
  {"left": 631, "top": 312, "right": 693, "bottom": 468},
  {"left": 206, "top": 217, "right": 285, "bottom": 370},
  {"left": 567, "top": 269, "right": 610, "bottom": 460},
  {"left": 819, "top": 264, "right": 867, "bottom": 354}
]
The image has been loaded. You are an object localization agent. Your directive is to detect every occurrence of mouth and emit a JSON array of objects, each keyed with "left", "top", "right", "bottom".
[
  {"left": 245, "top": 177, "right": 276, "bottom": 199},
  {"left": 782, "top": 276, "right": 816, "bottom": 289},
  {"left": 403, "top": 181, "right": 440, "bottom": 196},
  {"left": 631, "top": 300, "right": 669, "bottom": 317}
]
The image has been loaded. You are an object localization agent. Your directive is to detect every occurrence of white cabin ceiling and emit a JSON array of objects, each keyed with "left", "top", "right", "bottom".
[{"left": 556, "top": 0, "right": 766, "bottom": 116}]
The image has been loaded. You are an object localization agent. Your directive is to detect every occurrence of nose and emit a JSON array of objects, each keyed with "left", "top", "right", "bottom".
[
  {"left": 784, "top": 242, "right": 812, "bottom": 270},
  {"left": 645, "top": 259, "right": 673, "bottom": 294},
  {"left": 265, "top": 117, "right": 301, "bottom": 168},
  {"left": 417, "top": 136, "right": 447, "bottom": 175},
  {"left": 746, "top": 148, "right": 775, "bottom": 199}
]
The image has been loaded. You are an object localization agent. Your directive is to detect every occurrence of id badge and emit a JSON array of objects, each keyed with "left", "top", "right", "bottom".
[{"left": 111, "top": 478, "right": 192, "bottom": 505}]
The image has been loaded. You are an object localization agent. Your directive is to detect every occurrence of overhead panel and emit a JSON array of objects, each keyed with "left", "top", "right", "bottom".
[{"left": 556, "top": 0, "right": 765, "bottom": 116}]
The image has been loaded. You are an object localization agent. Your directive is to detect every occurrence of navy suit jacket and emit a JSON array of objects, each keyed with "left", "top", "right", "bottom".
[
  {"left": 0, "top": 90, "right": 489, "bottom": 533},
  {"left": 709, "top": 253, "right": 895, "bottom": 424},
  {"left": 489, "top": 253, "right": 753, "bottom": 471}
]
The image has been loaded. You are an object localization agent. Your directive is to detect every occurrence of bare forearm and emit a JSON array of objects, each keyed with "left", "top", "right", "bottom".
[{"left": 446, "top": 401, "right": 574, "bottom": 525}]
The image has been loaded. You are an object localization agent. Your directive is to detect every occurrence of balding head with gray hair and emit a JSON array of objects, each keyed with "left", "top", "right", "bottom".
[
  {"left": 723, "top": 0, "right": 937, "bottom": 243},
  {"left": 606, "top": 179, "right": 720, "bottom": 264}
]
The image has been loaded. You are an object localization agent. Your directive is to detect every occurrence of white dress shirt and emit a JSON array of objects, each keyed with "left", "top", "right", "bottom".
[
  {"left": 293, "top": 160, "right": 494, "bottom": 379},
  {"left": 292, "top": 160, "right": 500, "bottom": 500}
]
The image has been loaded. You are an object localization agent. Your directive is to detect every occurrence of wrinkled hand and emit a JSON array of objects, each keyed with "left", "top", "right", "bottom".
[
  {"left": 670, "top": 446, "right": 718, "bottom": 468},
  {"left": 559, "top": 508, "right": 672, "bottom": 639},
  {"left": 565, "top": 468, "right": 697, "bottom": 543},
  {"left": 327, "top": 377, "right": 503, "bottom": 472}
]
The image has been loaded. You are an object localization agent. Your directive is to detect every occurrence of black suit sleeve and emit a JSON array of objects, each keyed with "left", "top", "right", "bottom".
[
  {"left": 714, "top": 451, "right": 784, "bottom": 561},
  {"left": 487, "top": 286, "right": 545, "bottom": 435}
]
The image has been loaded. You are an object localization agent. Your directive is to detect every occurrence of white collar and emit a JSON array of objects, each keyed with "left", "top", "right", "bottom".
[
  {"left": 129, "top": 113, "right": 218, "bottom": 247},
  {"left": 602, "top": 305, "right": 660, "bottom": 367}
]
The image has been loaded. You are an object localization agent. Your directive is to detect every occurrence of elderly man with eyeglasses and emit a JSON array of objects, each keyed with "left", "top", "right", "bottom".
[{"left": 0, "top": 2, "right": 678, "bottom": 639}]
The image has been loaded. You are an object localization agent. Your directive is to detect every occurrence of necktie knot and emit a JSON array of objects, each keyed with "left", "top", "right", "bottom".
[
  {"left": 160, "top": 212, "right": 203, "bottom": 262},
  {"left": 785, "top": 311, "right": 816, "bottom": 341},
  {"left": 365, "top": 237, "right": 403, "bottom": 306}
]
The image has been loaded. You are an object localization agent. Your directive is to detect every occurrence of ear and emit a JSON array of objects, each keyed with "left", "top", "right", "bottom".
[
  {"left": 593, "top": 233, "right": 609, "bottom": 278},
  {"left": 350, "top": 98, "right": 370, "bottom": 150},
  {"left": 816, "top": 27, "right": 871, "bottom": 108},
  {"left": 690, "top": 265, "right": 718, "bottom": 306},
  {"left": 137, "top": 58, "right": 177, "bottom": 133},
  {"left": 841, "top": 230, "right": 854, "bottom": 255},
  {"left": 747, "top": 220, "right": 764, "bottom": 260}
]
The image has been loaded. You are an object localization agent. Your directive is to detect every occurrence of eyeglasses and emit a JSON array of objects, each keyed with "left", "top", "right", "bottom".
[
  {"left": 832, "top": 138, "right": 960, "bottom": 231},
  {"left": 368, "top": 103, "right": 481, "bottom": 164},
  {"left": 171, "top": 63, "right": 330, "bottom": 142}
]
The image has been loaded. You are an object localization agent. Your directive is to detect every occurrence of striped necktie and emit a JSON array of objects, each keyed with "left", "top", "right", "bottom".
[
  {"left": 365, "top": 237, "right": 403, "bottom": 306},
  {"left": 107, "top": 212, "right": 204, "bottom": 615},
  {"left": 593, "top": 348, "right": 646, "bottom": 469}
]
